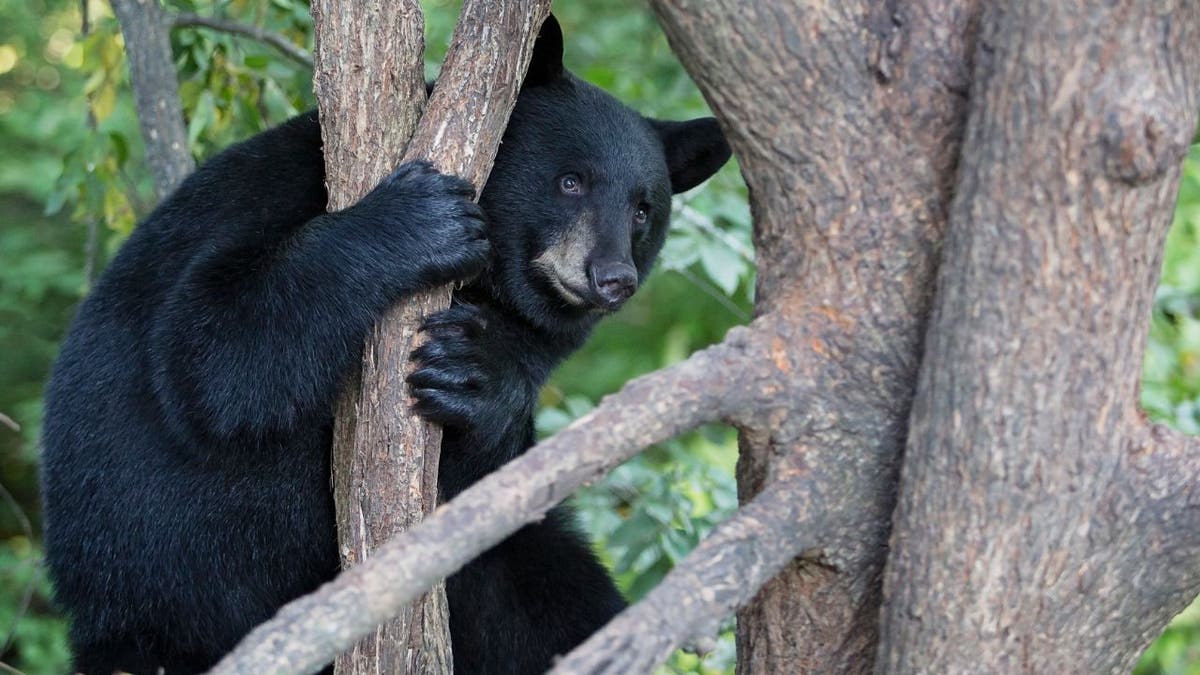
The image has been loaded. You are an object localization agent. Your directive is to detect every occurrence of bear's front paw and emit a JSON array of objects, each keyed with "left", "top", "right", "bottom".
[
  {"left": 355, "top": 161, "right": 491, "bottom": 286},
  {"left": 407, "top": 304, "right": 527, "bottom": 437}
]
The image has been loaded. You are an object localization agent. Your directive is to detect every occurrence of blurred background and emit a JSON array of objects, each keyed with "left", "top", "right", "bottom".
[{"left": 0, "top": 0, "right": 1196, "bottom": 672}]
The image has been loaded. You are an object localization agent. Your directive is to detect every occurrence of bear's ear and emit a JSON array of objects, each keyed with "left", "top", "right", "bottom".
[
  {"left": 524, "top": 14, "right": 564, "bottom": 88},
  {"left": 649, "top": 117, "right": 733, "bottom": 194}
]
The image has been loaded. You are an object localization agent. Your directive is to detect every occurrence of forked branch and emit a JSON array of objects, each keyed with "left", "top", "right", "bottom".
[
  {"left": 550, "top": 475, "right": 827, "bottom": 675},
  {"left": 206, "top": 334, "right": 761, "bottom": 675}
]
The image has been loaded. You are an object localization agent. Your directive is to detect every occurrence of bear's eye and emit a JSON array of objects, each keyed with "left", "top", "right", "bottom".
[
  {"left": 633, "top": 205, "right": 649, "bottom": 226},
  {"left": 558, "top": 174, "right": 583, "bottom": 196}
]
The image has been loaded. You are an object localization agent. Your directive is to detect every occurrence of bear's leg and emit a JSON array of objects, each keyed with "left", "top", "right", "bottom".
[{"left": 446, "top": 505, "right": 625, "bottom": 674}]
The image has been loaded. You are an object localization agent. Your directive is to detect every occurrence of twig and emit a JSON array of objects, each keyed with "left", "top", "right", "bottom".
[
  {"left": 0, "top": 413, "right": 18, "bottom": 432},
  {"left": 171, "top": 13, "right": 313, "bottom": 68},
  {"left": 206, "top": 334, "right": 760, "bottom": 675},
  {"left": 550, "top": 475, "right": 824, "bottom": 674}
]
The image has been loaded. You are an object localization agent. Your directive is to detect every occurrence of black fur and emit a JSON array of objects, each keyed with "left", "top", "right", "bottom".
[{"left": 41, "top": 15, "right": 730, "bottom": 674}]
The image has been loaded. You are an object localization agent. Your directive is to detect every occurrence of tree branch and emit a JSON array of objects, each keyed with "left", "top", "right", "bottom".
[
  {"left": 315, "top": 1, "right": 552, "bottom": 670},
  {"left": 172, "top": 12, "right": 313, "bottom": 68},
  {"left": 1132, "top": 420, "right": 1200, "bottom": 510},
  {"left": 206, "top": 332, "right": 762, "bottom": 675},
  {"left": 1144, "top": 419, "right": 1200, "bottom": 462},
  {"left": 110, "top": 0, "right": 194, "bottom": 199},
  {"left": 550, "top": 475, "right": 826, "bottom": 675}
]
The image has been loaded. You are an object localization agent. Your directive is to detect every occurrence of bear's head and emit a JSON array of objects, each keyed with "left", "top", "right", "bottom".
[{"left": 479, "top": 15, "right": 732, "bottom": 337}]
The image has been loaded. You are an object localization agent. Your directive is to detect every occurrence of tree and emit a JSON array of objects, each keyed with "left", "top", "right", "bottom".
[
  {"left": 95, "top": 0, "right": 1200, "bottom": 673},
  {"left": 312, "top": 1, "right": 549, "bottom": 672}
]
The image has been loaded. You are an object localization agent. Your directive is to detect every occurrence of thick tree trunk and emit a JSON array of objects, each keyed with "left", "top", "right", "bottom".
[
  {"left": 313, "top": 2, "right": 550, "bottom": 673},
  {"left": 649, "top": 1, "right": 978, "bottom": 670},
  {"left": 878, "top": 2, "right": 1200, "bottom": 671}
]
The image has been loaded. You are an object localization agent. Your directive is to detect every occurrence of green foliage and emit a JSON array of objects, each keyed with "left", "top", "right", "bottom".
[
  {"left": 0, "top": 1, "right": 1197, "bottom": 673},
  {"left": 1143, "top": 146, "right": 1200, "bottom": 433},
  {"left": 168, "top": 0, "right": 314, "bottom": 157},
  {"left": 0, "top": 534, "right": 70, "bottom": 673}
]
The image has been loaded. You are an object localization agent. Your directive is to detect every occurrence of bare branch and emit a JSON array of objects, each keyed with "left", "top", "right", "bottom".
[
  {"left": 110, "top": 0, "right": 193, "bottom": 199},
  {"left": 206, "top": 333, "right": 762, "bottom": 675},
  {"left": 550, "top": 475, "right": 825, "bottom": 675},
  {"left": 172, "top": 12, "right": 313, "bottom": 68}
]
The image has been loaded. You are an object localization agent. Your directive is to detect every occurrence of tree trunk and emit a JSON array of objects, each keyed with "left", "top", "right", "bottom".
[
  {"left": 110, "top": 0, "right": 193, "bottom": 199},
  {"left": 878, "top": 2, "right": 1200, "bottom": 671},
  {"left": 312, "top": 2, "right": 550, "bottom": 673},
  {"left": 649, "top": 1, "right": 978, "bottom": 670}
]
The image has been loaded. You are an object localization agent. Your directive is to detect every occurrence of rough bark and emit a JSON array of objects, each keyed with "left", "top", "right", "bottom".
[
  {"left": 110, "top": 0, "right": 193, "bottom": 199},
  {"left": 649, "top": 1, "right": 979, "bottom": 670},
  {"left": 313, "top": 1, "right": 551, "bottom": 672},
  {"left": 206, "top": 335, "right": 757, "bottom": 675},
  {"left": 310, "top": 3, "right": 437, "bottom": 671},
  {"left": 878, "top": 2, "right": 1200, "bottom": 671}
]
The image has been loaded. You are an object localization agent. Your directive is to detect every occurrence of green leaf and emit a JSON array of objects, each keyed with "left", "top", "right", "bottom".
[{"left": 699, "top": 241, "right": 743, "bottom": 295}]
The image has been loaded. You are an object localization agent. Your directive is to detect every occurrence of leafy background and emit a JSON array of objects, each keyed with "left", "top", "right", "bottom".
[{"left": 0, "top": 0, "right": 1195, "bottom": 673}]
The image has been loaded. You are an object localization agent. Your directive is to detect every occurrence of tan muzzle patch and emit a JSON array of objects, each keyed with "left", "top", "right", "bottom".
[{"left": 532, "top": 210, "right": 595, "bottom": 306}]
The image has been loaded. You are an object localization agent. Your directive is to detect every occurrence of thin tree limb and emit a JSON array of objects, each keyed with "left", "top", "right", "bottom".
[
  {"left": 317, "top": 2, "right": 551, "bottom": 670},
  {"left": 310, "top": 1, "right": 433, "bottom": 671},
  {"left": 550, "top": 474, "right": 826, "bottom": 675},
  {"left": 109, "top": 0, "right": 193, "bottom": 199},
  {"left": 172, "top": 12, "right": 313, "bottom": 68},
  {"left": 206, "top": 331, "right": 763, "bottom": 675}
]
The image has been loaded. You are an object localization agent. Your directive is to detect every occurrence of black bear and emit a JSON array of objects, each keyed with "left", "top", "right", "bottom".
[{"left": 40, "top": 15, "right": 730, "bottom": 674}]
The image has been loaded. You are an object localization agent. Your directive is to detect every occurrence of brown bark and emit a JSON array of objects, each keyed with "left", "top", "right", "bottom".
[
  {"left": 310, "top": 3, "right": 437, "bottom": 671},
  {"left": 313, "top": 1, "right": 551, "bottom": 672},
  {"left": 649, "top": 1, "right": 979, "bottom": 670},
  {"left": 110, "top": 0, "right": 194, "bottom": 199},
  {"left": 878, "top": 2, "right": 1200, "bottom": 671},
  {"left": 206, "top": 335, "right": 756, "bottom": 674}
]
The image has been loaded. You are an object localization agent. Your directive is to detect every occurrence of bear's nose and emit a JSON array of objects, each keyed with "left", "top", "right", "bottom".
[{"left": 590, "top": 262, "right": 638, "bottom": 308}]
